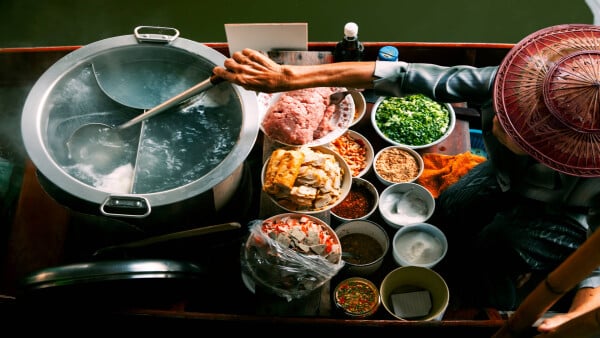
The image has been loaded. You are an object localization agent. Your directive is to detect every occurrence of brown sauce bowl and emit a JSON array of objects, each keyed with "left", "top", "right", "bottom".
[{"left": 335, "top": 220, "right": 389, "bottom": 276}]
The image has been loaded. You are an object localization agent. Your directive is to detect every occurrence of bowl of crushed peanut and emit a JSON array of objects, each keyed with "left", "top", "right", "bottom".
[{"left": 373, "top": 145, "right": 424, "bottom": 186}]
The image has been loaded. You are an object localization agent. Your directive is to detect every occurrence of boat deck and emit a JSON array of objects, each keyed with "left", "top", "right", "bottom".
[{"left": 0, "top": 42, "right": 538, "bottom": 334}]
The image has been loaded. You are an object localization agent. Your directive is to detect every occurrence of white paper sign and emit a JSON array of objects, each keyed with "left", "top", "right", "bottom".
[{"left": 225, "top": 23, "right": 308, "bottom": 56}]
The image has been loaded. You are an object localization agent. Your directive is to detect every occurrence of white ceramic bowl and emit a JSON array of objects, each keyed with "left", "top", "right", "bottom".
[
  {"left": 371, "top": 95, "right": 456, "bottom": 149},
  {"left": 335, "top": 219, "right": 389, "bottom": 276},
  {"left": 349, "top": 90, "right": 367, "bottom": 127},
  {"left": 329, "top": 129, "right": 374, "bottom": 178},
  {"left": 373, "top": 145, "right": 424, "bottom": 186},
  {"left": 331, "top": 177, "right": 379, "bottom": 223},
  {"left": 380, "top": 266, "right": 450, "bottom": 321},
  {"left": 392, "top": 222, "right": 448, "bottom": 268},
  {"left": 261, "top": 145, "right": 352, "bottom": 214},
  {"left": 378, "top": 182, "right": 435, "bottom": 229}
]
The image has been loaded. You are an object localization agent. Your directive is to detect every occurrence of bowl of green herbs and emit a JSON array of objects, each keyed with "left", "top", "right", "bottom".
[{"left": 371, "top": 94, "right": 455, "bottom": 149}]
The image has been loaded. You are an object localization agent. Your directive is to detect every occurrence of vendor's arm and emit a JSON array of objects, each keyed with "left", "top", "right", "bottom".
[
  {"left": 213, "top": 48, "right": 375, "bottom": 92},
  {"left": 534, "top": 287, "right": 600, "bottom": 337},
  {"left": 537, "top": 201, "right": 600, "bottom": 336},
  {"left": 214, "top": 48, "right": 498, "bottom": 103}
]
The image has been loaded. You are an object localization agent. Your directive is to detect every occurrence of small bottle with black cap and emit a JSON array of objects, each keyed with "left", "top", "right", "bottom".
[{"left": 334, "top": 22, "right": 365, "bottom": 62}]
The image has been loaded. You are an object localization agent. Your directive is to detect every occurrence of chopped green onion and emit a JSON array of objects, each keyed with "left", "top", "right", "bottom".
[{"left": 375, "top": 94, "right": 450, "bottom": 146}]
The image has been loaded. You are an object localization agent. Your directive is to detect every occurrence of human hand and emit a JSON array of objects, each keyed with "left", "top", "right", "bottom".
[
  {"left": 492, "top": 315, "right": 575, "bottom": 338},
  {"left": 492, "top": 115, "right": 528, "bottom": 155},
  {"left": 212, "top": 48, "right": 290, "bottom": 93},
  {"left": 535, "top": 313, "right": 575, "bottom": 335}
]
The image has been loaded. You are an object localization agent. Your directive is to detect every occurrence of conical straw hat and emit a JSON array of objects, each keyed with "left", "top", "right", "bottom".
[{"left": 494, "top": 24, "right": 600, "bottom": 177}]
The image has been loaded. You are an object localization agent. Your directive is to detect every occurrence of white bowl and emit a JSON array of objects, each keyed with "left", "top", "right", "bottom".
[
  {"left": 329, "top": 129, "right": 374, "bottom": 178},
  {"left": 335, "top": 219, "right": 389, "bottom": 276},
  {"left": 261, "top": 145, "right": 352, "bottom": 214},
  {"left": 392, "top": 222, "right": 448, "bottom": 268},
  {"left": 349, "top": 90, "right": 367, "bottom": 127},
  {"left": 371, "top": 95, "right": 456, "bottom": 149},
  {"left": 378, "top": 182, "right": 435, "bottom": 229},
  {"left": 331, "top": 177, "right": 379, "bottom": 223},
  {"left": 373, "top": 145, "right": 424, "bottom": 186}
]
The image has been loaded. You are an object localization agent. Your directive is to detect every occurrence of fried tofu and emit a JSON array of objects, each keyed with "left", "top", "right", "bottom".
[{"left": 263, "top": 149, "right": 304, "bottom": 194}]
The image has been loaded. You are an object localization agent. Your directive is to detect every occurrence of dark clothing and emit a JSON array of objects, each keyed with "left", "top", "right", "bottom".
[
  {"left": 373, "top": 61, "right": 600, "bottom": 310},
  {"left": 435, "top": 160, "right": 586, "bottom": 309}
]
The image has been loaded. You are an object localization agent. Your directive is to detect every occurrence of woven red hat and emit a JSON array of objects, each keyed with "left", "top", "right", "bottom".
[{"left": 494, "top": 24, "right": 600, "bottom": 177}]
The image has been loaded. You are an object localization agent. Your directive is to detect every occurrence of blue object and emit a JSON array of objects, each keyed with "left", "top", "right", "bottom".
[
  {"left": 469, "top": 129, "right": 487, "bottom": 158},
  {"left": 0, "top": 158, "right": 13, "bottom": 197},
  {"left": 378, "top": 46, "right": 399, "bottom": 61}
]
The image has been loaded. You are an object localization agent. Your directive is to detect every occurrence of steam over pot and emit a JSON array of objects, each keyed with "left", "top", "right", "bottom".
[{"left": 21, "top": 27, "right": 259, "bottom": 231}]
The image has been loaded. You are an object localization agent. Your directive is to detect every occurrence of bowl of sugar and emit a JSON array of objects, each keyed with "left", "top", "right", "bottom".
[
  {"left": 378, "top": 182, "right": 434, "bottom": 229},
  {"left": 392, "top": 222, "right": 447, "bottom": 268}
]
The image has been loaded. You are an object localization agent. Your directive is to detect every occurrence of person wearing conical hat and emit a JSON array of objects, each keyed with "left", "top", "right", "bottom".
[{"left": 214, "top": 24, "right": 600, "bottom": 337}]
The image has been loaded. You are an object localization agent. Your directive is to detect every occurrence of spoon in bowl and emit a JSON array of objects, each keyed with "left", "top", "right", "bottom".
[{"left": 66, "top": 74, "right": 224, "bottom": 167}]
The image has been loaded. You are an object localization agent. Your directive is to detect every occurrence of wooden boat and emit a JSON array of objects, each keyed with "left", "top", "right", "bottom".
[{"left": 0, "top": 41, "right": 524, "bottom": 334}]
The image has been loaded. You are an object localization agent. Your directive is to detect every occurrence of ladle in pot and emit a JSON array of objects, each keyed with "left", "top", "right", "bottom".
[{"left": 66, "top": 74, "right": 224, "bottom": 168}]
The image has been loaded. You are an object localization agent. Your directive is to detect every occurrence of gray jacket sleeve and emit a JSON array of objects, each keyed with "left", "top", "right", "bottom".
[{"left": 372, "top": 61, "right": 497, "bottom": 104}]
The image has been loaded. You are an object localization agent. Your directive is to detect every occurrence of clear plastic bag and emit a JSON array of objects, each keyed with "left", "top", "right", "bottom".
[{"left": 240, "top": 216, "right": 344, "bottom": 301}]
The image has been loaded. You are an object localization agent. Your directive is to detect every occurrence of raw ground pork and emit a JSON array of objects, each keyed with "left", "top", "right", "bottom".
[{"left": 262, "top": 87, "right": 338, "bottom": 145}]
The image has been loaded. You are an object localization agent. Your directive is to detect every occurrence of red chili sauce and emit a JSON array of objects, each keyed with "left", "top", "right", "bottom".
[
  {"left": 334, "top": 277, "right": 380, "bottom": 317},
  {"left": 331, "top": 185, "right": 372, "bottom": 219}
]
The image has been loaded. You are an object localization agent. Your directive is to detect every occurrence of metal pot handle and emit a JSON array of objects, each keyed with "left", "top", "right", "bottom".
[
  {"left": 134, "top": 26, "right": 180, "bottom": 43},
  {"left": 100, "top": 195, "right": 151, "bottom": 218}
]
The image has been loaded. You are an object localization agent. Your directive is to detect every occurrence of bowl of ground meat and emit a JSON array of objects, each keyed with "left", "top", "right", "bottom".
[{"left": 258, "top": 87, "right": 355, "bottom": 147}]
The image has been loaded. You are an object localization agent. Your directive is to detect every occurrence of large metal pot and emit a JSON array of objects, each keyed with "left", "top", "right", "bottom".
[{"left": 21, "top": 26, "right": 259, "bottom": 231}]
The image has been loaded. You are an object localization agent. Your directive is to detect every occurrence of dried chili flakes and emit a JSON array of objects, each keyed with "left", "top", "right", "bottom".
[{"left": 331, "top": 185, "right": 372, "bottom": 219}]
